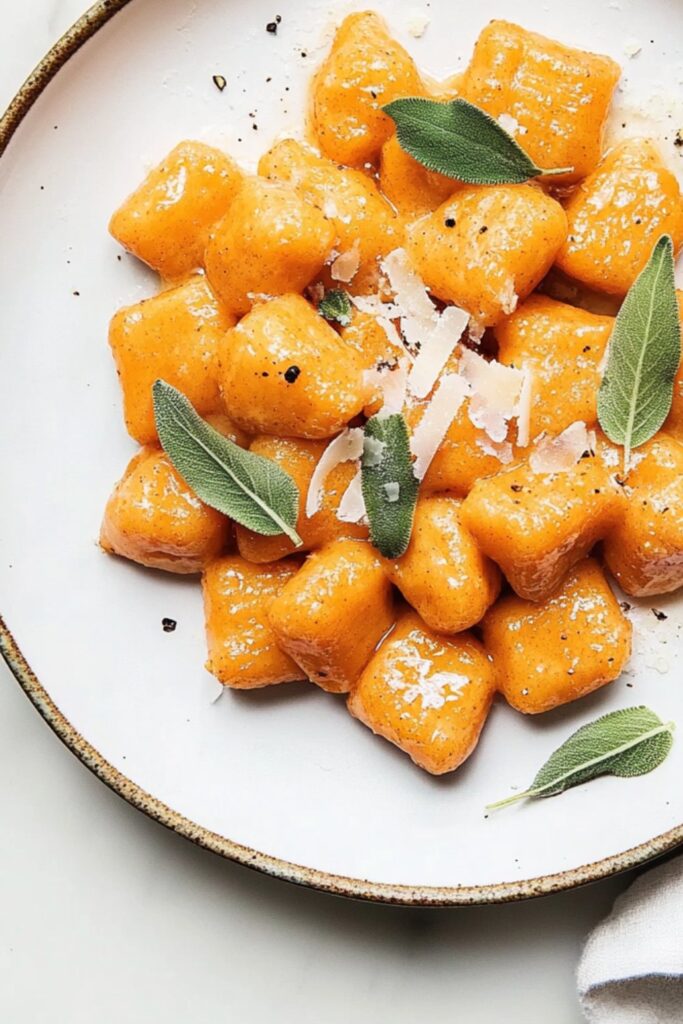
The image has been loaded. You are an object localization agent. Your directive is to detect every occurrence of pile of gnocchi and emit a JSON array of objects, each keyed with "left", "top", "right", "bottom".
[{"left": 101, "top": 13, "right": 683, "bottom": 777}]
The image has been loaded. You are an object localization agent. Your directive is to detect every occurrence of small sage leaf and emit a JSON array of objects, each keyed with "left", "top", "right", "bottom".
[
  {"left": 152, "top": 380, "right": 303, "bottom": 545},
  {"left": 361, "top": 413, "right": 419, "bottom": 559},
  {"left": 383, "top": 97, "right": 572, "bottom": 185},
  {"left": 319, "top": 288, "right": 352, "bottom": 326},
  {"left": 487, "top": 706, "right": 675, "bottom": 810},
  {"left": 598, "top": 234, "right": 681, "bottom": 473}
]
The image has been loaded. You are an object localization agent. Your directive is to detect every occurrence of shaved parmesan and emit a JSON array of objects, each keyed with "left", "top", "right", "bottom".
[
  {"left": 529, "top": 421, "right": 590, "bottom": 474},
  {"left": 499, "top": 279, "right": 519, "bottom": 316},
  {"left": 406, "top": 8, "right": 430, "bottom": 37},
  {"left": 459, "top": 348, "right": 524, "bottom": 444},
  {"left": 498, "top": 113, "right": 527, "bottom": 137},
  {"left": 407, "top": 304, "right": 469, "bottom": 399},
  {"left": 363, "top": 358, "right": 410, "bottom": 415},
  {"left": 330, "top": 240, "right": 361, "bottom": 283},
  {"left": 336, "top": 468, "right": 366, "bottom": 523},
  {"left": 411, "top": 373, "right": 470, "bottom": 480},
  {"left": 305, "top": 428, "right": 364, "bottom": 517},
  {"left": 363, "top": 435, "right": 386, "bottom": 467},
  {"left": 383, "top": 482, "right": 401, "bottom": 502},
  {"left": 382, "top": 248, "right": 436, "bottom": 322},
  {"left": 476, "top": 437, "right": 514, "bottom": 464}
]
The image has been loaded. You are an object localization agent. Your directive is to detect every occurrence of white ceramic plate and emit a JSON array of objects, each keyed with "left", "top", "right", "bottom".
[{"left": 2, "top": 0, "right": 683, "bottom": 905}]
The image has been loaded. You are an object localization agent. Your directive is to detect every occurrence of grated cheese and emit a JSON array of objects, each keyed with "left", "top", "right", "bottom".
[
  {"left": 498, "top": 113, "right": 527, "bottom": 137},
  {"left": 305, "top": 428, "right": 364, "bottom": 517},
  {"left": 330, "top": 239, "right": 361, "bottom": 283},
  {"left": 363, "top": 435, "right": 386, "bottom": 467},
  {"left": 383, "top": 482, "right": 400, "bottom": 502},
  {"left": 458, "top": 349, "right": 525, "bottom": 444},
  {"left": 411, "top": 373, "right": 470, "bottom": 480},
  {"left": 476, "top": 437, "right": 514, "bottom": 464},
  {"left": 363, "top": 358, "right": 410, "bottom": 415},
  {"left": 529, "top": 421, "right": 590, "bottom": 474},
  {"left": 407, "top": 304, "right": 470, "bottom": 399},
  {"left": 336, "top": 468, "right": 366, "bottom": 523},
  {"left": 406, "top": 8, "right": 430, "bottom": 38}
]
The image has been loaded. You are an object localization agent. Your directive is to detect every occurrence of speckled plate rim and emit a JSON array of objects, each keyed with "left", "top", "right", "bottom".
[{"left": 2, "top": 0, "right": 682, "bottom": 907}]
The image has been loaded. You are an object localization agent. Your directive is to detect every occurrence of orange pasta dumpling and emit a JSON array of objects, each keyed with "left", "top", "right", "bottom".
[
  {"left": 348, "top": 611, "right": 496, "bottom": 775},
  {"left": 109, "top": 141, "right": 244, "bottom": 280},
  {"left": 100, "top": 448, "right": 230, "bottom": 574}
]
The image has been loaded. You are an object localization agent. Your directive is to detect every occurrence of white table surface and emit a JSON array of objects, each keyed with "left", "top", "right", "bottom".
[{"left": 0, "top": 3, "right": 636, "bottom": 1021}]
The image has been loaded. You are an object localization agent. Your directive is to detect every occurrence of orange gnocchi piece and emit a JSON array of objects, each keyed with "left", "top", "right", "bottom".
[
  {"left": 268, "top": 539, "right": 395, "bottom": 693},
  {"left": 258, "top": 139, "right": 403, "bottom": 294},
  {"left": 495, "top": 294, "right": 613, "bottom": 441},
  {"left": 603, "top": 434, "right": 683, "bottom": 596},
  {"left": 460, "top": 453, "right": 625, "bottom": 601},
  {"left": 310, "top": 12, "right": 425, "bottom": 166},
  {"left": 100, "top": 447, "right": 230, "bottom": 574},
  {"left": 483, "top": 559, "right": 632, "bottom": 714},
  {"left": 407, "top": 185, "right": 567, "bottom": 326},
  {"left": 348, "top": 611, "right": 496, "bottom": 775},
  {"left": 109, "top": 141, "right": 244, "bottom": 280},
  {"left": 383, "top": 495, "right": 501, "bottom": 634},
  {"left": 109, "top": 275, "right": 232, "bottom": 446},
  {"left": 205, "top": 177, "right": 334, "bottom": 316},
  {"left": 555, "top": 139, "right": 683, "bottom": 295},
  {"left": 220, "top": 294, "right": 368, "bottom": 438},
  {"left": 203, "top": 557, "right": 301, "bottom": 688},
  {"left": 461, "top": 21, "right": 620, "bottom": 184}
]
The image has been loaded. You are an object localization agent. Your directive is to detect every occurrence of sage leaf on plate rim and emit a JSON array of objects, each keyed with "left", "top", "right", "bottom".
[
  {"left": 598, "top": 234, "right": 681, "bottom": 474},
  {"left": 361, "top": 413, "right": 419, "bottom": 559},
  {"left": 487, "top": 706, "right": 675, "bottom": 811},
  {"left": 318, "top": 288, "right": 353, "bottom": 326},
  {"left": 383, "top": 97, "right": 573, "bottom": 185},
  {"left": 152, "top": 380, "right": 303, "bottom": 545}
]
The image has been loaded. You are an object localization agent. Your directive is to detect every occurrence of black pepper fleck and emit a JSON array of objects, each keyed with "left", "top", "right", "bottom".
[
  {"left": 266, "top": 21, "right": 278, "bottom": 33},
  {"left": 479, "top": 225, "right": 488, "bottom": 234},
  {"left": 510, "top": 484, "right": 523, "bottom": 493},
  {"left": 261, "top": 371, "right": 269, "bottom": 377},
  {"left": 73, "top": 290, "right": 80, "bottom": 297},
  {"left": 620, "top": 601, "right": 632, "bottom": 612},
  {"left": 444, "top": 217, "right": 456, "bottom": 228},
  {"left": 582, "top": 345, "right": 591, "bottom": 352},
  {"left": 301, "top": 51, "right": 308, "bottom": 58},
  {"left": 162, "top": 618, "right": 177, "bottom": 633},
  {"left": 284, "top": 365, "right": 301, "bottom": 383},
  {"left": 675, "top": 130, "right": 683, "bottom": 148},
  {"left": 212, "top": 75, "right": 227, "bottom": 92},
  {"left": 652, "top": 608, "right": 668, "bottom": 621}
]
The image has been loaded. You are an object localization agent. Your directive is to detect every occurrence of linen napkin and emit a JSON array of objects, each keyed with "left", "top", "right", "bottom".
[{"left": 577, "top": 854, "right": 683, "bottom": 1022}]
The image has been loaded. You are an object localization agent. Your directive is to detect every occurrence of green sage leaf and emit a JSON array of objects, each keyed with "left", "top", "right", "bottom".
[
  {"left": 383, "top": 97, "right": 572, "bottom": 185},
  {"left": 488, "top": 706, "right": 675, "bottom": 810},
  {"left": 598, "top": 235, "right": 681, "bottom": 473},
  {"left": 319, "top": 288, "right": 352, "bottom": 326},
  {"left": 153, "top": 380, "right": 302, "bottom": 545},
  {"left": 361, "top": 413, "right": 419, "bottom": 559}
]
